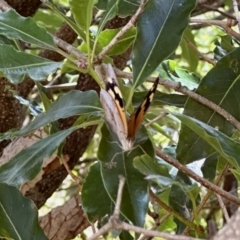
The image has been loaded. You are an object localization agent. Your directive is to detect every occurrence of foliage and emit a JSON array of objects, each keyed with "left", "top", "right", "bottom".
[{"left": 0, "top": 0, "right": 239, "bottom": 239}]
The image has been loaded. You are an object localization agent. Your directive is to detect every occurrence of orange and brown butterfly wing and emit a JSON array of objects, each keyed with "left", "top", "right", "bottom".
[
  {"left": 127, "top": 77, "right": 159, "bottom": 140},
  {"left": 105, "top": 75, "right": 128, "bottom": 135}
]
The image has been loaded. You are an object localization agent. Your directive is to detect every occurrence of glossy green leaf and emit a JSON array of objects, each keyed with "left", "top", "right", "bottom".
[
  {"left": 98, "top": 124, "right": 154, "bottom": 227},
  {"left": 0, "top": 128, "right": 76, "bottom": 188},
  {"left": 175, "top": 113, "right": 240, "bottom": 168},
  {"left": 0, "top": 10, "right": 56, "bottom": 50},
  {"left": 132, "top": 0, "right": 196, "bottom": 88},
  {"left": 69, "top": 0, "right": 95, "bottom": 32},
  {"left": 0, "top": 44, "right": 61, "bottom": 83},
  {"left": 82, "top": 162, "right": 113, "bottom": 222},
  {"left": 177, "top": 47, "right": 240, "bottom": 164},
  {"left": 0, "top": 183, "right": 48, "bottom": 240},
  {"left": 1, "top": 90, "right": 101, "bottom": 140}
]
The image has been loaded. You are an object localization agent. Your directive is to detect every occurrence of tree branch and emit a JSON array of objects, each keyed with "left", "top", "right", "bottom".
[
  {"left": 114, "top": 69, "right": 240, "bottom": 131},
  {"left": 96, "top": 0, "right": 148, "bottom": 62},
  {"left": 182, "top": 163, "right": 229, "bottom": 234},
  {"left": 232, "top": 0, "right": 240, "bottom": 32},
  {"left": 155, "top": 148, "right": 240, "bottom": 206},
  {"left": 88, "top": 175, "right": 203, "bottom": 240},
  {"left": 190, "top": 19, "right": 240, "bottom": 39}
]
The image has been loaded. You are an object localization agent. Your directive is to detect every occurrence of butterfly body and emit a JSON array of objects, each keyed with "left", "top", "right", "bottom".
[{"left": 99, "top": 64, "right": 158, "bottom": 150}]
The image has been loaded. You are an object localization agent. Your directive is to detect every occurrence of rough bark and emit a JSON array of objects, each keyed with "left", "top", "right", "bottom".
[{"left": 39, "top": 197, "right": 90, "bottom": 240}]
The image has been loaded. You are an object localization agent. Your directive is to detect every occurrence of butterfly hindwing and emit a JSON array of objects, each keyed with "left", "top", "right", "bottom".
[{"left": 127, "top": 78, "right": 159, "bottom": 140}]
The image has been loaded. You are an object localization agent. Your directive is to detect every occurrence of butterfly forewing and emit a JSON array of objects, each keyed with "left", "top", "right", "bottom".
[
  {"left": 99, "top": 63, "right": 159, "bottom": 150},
  {"left": 104, "top": 65, "right": 128, "bottom": 135},
  {"left": 127, "top": 78, "right": 159, "bottom": 140}
]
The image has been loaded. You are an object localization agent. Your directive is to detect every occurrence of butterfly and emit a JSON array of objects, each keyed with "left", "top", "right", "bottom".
[{"left": 100, "top": 64, "right": 159, "bottom": 150}]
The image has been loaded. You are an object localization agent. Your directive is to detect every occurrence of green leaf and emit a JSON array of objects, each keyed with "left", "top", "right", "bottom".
[
  {"left": 177, "top": 47, "right": 240, "bottom": 164},
  {"left": 201, "top": 153, "right": 219, "bottom": 181},
  {"left": 97, "top": 0, "right": 118, "bottom": 35},
  {"left": 132, "top": 0, "right": 196, "bottom": 88},
  {"left": 174, "top": 113, "right": 240, "bottom": 169},
  {"left": 92, "top": 0, "right": 118, "bottom": 59},
  {"left": 0, "top": 44, "right": 61, "bottom": 83},
  {"left": 214, "top": 35, "right": 235, "bottom": 60},
  {"left": 96, "top": 0, "right": 139, "bottom": 17},
  {"left": 169, "top": 184, "right": 192, "bottom": 234},
  {"left": 98, "top": 124, "right": 154, "bottom": 227},
  {"left": 82, "top": 162, "right": 114, "bottom": 222},
  {"left": 0, "top": 183, "right": 48, "bottom": 240},
  {"left": 118, "top": 0, "right": 139, "bottom": 16},
  {"left": 157, "top": 190, "right": 176, "bottom": 231},
  {"left": 35, "top": 82, "right": 52, "bottom": 111},
  {"left": 33, "top": 8, "right": 63, "bottom": 33},
  {"left": 158, "top": 60, "right": 200, "bottom": 90},
  {"left": 44, "top": 1, "right": 86, "bottom": 41},
  {"left": 69, "top": 0, "right": 95, "bottom": 32},
  {"left": 98, "top": 28, "right": 136, "bottom": 56},
  {"left": 119, "top": 231, "right": 134, "bottom": 240},
  {"left": 0, "top": 35, "right": 15, "bottom": 46},
  {"left": 0, "top": 128, "right": 76, "bottom": 188},
  {"left": 231, "top": 168, "right": 240, "bottom": 182},
  {"left": 0, "top": 10, "right": 56, "bottom": 50},
  {"left": 180, "top": 28, "right": 199, "bottom": 72},
  {"left": 134, "top": 154, "right": 174, "bottom": 188},
  {"left": 1, "top": 90, "right": 101, "bottom": 140}
]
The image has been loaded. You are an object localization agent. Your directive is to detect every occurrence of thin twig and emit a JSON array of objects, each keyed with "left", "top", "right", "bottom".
[
  {"left": 159, "top": 212, "right": 171, "bottom": 225},
  {"left": 88, "top": 175, "right": 203, "bottom": 240},
  {"left": 197, "top": 0, "right": 211, "bottom": 4},
  {"left": 182, "top": 164, "right": 229, "bottom": 235},
  {"left": 114, "top": 69, "right": 240, "bottom": 131},
  {"left": 53, "top": 36, "right": 87, "bottom": 61},
  {"left": 190, "top": 19, "right": 240, "bottom": 39},
  {"left": 215, "top": 193, "right": 230, "bottom": 222},
  {"left": 119, "top": 221, "right": 203, "bottom": 240},
  {"left": 201, "top": 4, "right": 236, "bottom": 20},
  {"left": 0, "top": 0, "right": 11, "bottom": 11},
  {"left": 145, "top": 112, "right": 168, "bottom": 127},
  {"left": 184, "top": 37, "right": 216, "bottom": 65},
  {"left": 113, "top": 175, "right": 125, "bottom": 217},
  {"left": 232, "top": 0, "right": 240, "bottom": 32},
  {"left": 139, "top": 212, "right": 171, "bottom": 240},
  {"left": 88, "top": 222, "right": 112, "bottom": 240},
  {"left": 149, "top": 189, "right": 198, "bottom": 231},
  {"left": 155, "top": 148, "right": 240, "bottom": 206},
  {"left": 61, "top": 155, "right": 80, "bottom": 183},
  {"left": 96, "top": 0, "right": 148, "bottom": 62},
  {"left": 88, "top": 176, "right": 126, "bottom": 240}
]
